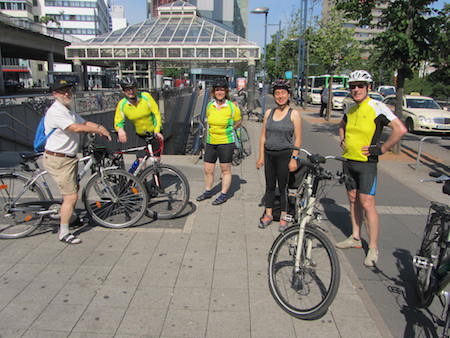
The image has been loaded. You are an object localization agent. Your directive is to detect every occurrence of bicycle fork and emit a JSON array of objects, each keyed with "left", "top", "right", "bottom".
[{"left": 294, "top": 196, "right": 316, "bottom": 272}]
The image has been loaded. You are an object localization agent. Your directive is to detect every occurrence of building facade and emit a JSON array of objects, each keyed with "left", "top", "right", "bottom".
[
  {"left": 321, "top": 0, "right": 386, "bottom": 59},
  {"left": 109, "top": 4, "right": 127, "bottom": 31},
  {"left": 146, "top": 0, "right": 248, "bottom": 38}
]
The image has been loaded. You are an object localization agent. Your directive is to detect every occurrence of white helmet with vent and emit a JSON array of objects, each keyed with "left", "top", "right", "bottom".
[{"left": 348, "top": 70, "right": 373, "bottom": 83}]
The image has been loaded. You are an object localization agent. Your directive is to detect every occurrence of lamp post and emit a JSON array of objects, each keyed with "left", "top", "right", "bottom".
[{"left": 251, "top": 6, "right": 269, "bottom": 119}]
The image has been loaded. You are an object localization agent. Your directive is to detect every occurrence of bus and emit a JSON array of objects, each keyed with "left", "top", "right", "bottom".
[{"left": 307, "top": 75, "right": 349, "bottom": 90}]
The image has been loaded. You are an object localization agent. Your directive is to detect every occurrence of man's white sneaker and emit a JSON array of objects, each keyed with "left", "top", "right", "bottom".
[
  {"left": 364, "top": 248, "right": 379, "bottom": 267},
  {"left": 335, "top": 235, "right": 362, "bottom": 249}
]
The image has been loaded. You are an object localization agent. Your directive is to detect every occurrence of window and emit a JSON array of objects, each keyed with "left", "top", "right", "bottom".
[{"left": 37, "top": 64, "right": 44, "bottom": 71}]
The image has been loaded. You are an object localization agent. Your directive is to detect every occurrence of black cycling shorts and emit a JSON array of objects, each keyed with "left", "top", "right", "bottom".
[
  {"left": 204, "top": 143, "right": 235, "bottom": 164},
  {"left": 343, "top": 160, "right": 378, "bottom": 195}
]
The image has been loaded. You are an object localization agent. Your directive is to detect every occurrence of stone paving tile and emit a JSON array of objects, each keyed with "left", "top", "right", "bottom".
[
  {"left": 169, "top": 287, "right": 210, "bottom": 310},
  {"left": 115, "top": 307, "right": 166, "bottom": 336},
  {"left": 139, "top": 267, "right": 179, "bottom": 288},
  {"left": 102, "top": 264, "right": 146, "bottom": 288},
  {"left": 23, "top": 330, "right": 70, "bottom": 337},
  {"left": 146, "top": 251, "right": 184, "bottom": 270},
  {"left": 0, "top": 301, "right": 47, "bottom": 330},
  {"left": 89, "top": 283, "right": 136, "bottom": 308},
  {"left": 80, "top": 250, "right": 123, "bottom": 267},
  {"left": 212, "top": 268, "right": 248, "bottom": 289},
  {"left": 68, "top": 333, "right": 112, "bottom": 338},
  {"left": 292, "top": 311, "right": 340, "bottom": 337},
  {"left": 19, "top": 247, "right": 63, "bottom": 265},
  {"left": 50, "top": 248, "right": 93, "bottom": 266},
  {"left": 71, "top": 305, "right": 126, "bottom": 334},
  {"left": 160, "top": 309, "right": 208, "bottom": 337},
  {"left": 206, "top": 310, "right": 250, "bottom": 338},
  {"left": 94, "top": 231, "right": 135, "bottom": 252},
  {"left": 214, "top": 251, "right": 247, "bottom": 271},
  {"left": 247, "top": 267, "right": 268, "bottom": 291},
  {"left": 334, "top": 315, "right": 381, "bottom": 337},
  {"left": 13, "top": 279, "right": 62, "bottom": 305},
  {"left": 114, "top": 248, "right": 154, "bottom": 267},
  {"left": 30, "top": 303, "right": 86, "bottom": 331},
  {"left": 128, "top": 286, "right": 173, "bottom": 310},
  {"left": 210, "top": 288, "right": 249, "bottom": 312},
  {"left": 330, "top": 292, "right": 372, "bottom": 319},
  {"left": 67, "top": 266, "right": 112, "bottom": 286},
  {"left": 33, "top": 263, "right": 79, "bottom": 284},
  {"left": 51, "top": 282, "right": 98, "bottom": 306},
  {"left": 0, "top": 328, "right": 26, "bottom": 337},
  {"left": 0, "top": 263, "right": 46, "bottom": 284},
  {"left": 175, "top": 266, "right": 213, "bottom": 289}
]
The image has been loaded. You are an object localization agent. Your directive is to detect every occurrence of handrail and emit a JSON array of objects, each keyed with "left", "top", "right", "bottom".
[{"left": 414, "top": 136, "right": 450, "bottom": 171}]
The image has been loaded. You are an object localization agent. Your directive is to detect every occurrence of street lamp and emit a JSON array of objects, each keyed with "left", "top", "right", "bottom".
[{"left": 251, "top": 6, "right": 269, "bottom": 118}]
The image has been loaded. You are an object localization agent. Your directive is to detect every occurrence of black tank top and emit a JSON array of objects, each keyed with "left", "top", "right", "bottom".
[{"left": 265, "top": 108, "right": 294, "bottom": 151}]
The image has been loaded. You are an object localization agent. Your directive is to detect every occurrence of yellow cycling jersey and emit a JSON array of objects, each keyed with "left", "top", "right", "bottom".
[
  {"left": 342, "top": 97, "right": 397, "bottom": 162},
  {"left": 114, "top": 92, "right": 162, "bottom": 135},
  {"left": 206, "top": 100, "right": 241, "bottom": 145}
]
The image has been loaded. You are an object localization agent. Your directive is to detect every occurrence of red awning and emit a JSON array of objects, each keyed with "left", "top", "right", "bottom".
[{"left": 2, "top": 69, "right": 29, "bottom": 73}]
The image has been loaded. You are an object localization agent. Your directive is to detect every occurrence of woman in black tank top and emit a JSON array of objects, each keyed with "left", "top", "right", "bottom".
[{"left": 256, "top": 80, "right": 302, "bottom": 231}]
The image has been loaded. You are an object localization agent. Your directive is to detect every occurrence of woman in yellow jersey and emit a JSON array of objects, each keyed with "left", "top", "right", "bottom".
[{"left": 196, "top": 80, "right": 241, "bottom": 205}]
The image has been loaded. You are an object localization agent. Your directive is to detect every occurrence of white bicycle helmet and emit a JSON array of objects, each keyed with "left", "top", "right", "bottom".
[{"left": 348, "top": 70, "right": 373, "bottom": 83}]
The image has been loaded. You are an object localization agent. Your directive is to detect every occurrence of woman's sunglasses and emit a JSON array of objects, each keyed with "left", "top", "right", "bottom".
[{"left": 349, "top": 83, "right": 366, "bottom": 90}]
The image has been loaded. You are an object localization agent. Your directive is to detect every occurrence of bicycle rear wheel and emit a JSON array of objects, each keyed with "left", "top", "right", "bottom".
[
  {"left": 239, "top": 126, "right": 251, "bottom": 157},
  {"left": 0, "top": 173, "right": 45, "bottom": 238},
  {"left": 139, "top": 164, "right": 190, "bottom": 219},
  {"left": 416, "top": 215, "right": 442, "bottom": 308},
  {"left": 268, "top": 224, "right": 340, "bottom": 320},
  {"left": 83, "top": 169, "right": 148, "bottom": 228}
]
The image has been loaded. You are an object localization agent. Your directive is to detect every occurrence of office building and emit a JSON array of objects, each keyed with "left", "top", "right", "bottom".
[
  {"left": 147, "top": 0, "right": 248, "bottom": 38},
  {"left": 110, "top": 4, "right": 127, "bottom": 31},
  {"left": 322, "top": 0, "right": 386, "bottom": 59}
]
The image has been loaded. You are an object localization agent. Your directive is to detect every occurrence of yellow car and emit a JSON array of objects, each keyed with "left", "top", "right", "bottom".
[{"left": 383, "top": 94, "right": 450, "bottom": 133}]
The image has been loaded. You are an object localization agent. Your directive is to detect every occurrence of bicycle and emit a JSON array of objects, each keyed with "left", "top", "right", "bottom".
[
  {"left": 0, "top": 134, "right": 148, "bottom": 238},
  {"left": 106, "top": 132, "right": 190, "bottom": 220},
  {"left": 268, "top": 148, "right": 344, "bottom": 320},
  {"left": 413, "top": 173, "right": 450, "bottom": 337},
  {"left": 231, "top": 125, "right": 251, "bottom": 166}
]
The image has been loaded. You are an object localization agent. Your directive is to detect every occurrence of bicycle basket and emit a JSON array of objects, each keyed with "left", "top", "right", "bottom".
[{"left": 288, "top": 165, "right": 307, "bottom": 189}]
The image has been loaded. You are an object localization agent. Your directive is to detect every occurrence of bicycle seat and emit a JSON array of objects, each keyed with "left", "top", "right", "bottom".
[{"left": 0, "top": 152, "right": 34, "bottom": 168}]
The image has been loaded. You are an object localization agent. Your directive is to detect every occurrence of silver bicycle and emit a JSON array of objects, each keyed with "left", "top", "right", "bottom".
[
  {"left": 268, "top": 148, "right": 344, "bottom": 320},
  {"left": 0, "top": 134, "right": 148, "bottom": 238}
]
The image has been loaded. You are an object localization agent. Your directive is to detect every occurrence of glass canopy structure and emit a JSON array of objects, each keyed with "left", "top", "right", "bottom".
[{"left": 65, "top": 1, "right": 260, "bottom": 67}]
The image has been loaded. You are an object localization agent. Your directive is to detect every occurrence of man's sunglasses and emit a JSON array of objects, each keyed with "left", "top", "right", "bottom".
[{"left": 349, "top": 83, "right": 366, "bottom": 90}]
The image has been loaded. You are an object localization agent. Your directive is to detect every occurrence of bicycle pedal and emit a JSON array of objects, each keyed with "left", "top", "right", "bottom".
[
  {"left": 284, "top": 214, "right": 294, "bottom": 223},
  {"left": 413, "top": 255, "right": 433, "bottom": 269}
]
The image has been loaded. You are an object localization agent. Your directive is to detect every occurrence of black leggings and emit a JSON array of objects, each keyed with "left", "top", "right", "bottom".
[{"left": 264, "top": 148, "right": 292, "bottom": 212}]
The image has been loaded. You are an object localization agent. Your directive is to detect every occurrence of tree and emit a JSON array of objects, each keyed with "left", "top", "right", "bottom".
[
  {"left": 39, "top": 15, "right": 60, "bottom": 27},
  {"left": 308, "top": 10, "right": 362, "bottom": 119},
  {"left": 335, "top": 0, "right": 443, "bottom": 139}
]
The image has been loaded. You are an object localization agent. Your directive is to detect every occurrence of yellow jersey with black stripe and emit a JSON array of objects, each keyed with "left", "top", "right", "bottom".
[
  {"left": 206, "top": 100, "right": 241, "bottom": 145},
  {"left": 342, "top": 97, "right": 397, "bottom": 162},
  {"left": 114, "top": 92, "right": 162, "bottom": 135}
]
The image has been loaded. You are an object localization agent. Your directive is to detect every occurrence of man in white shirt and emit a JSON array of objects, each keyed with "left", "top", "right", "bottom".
[{"left": 43, "top": 80, "right": 111, "bottom": 244}]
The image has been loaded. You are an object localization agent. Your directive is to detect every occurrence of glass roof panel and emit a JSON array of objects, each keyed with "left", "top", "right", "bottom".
[
  {"left": 185, "top": 24, "right": 201, "bottom": 42},
  {"left": 117, "top": 25, "right": 141, "bottom": 43},
  {"left": 159, "top": 22, "right": 176, "bottom": 42},
  {"left": 102, "top": 27, "right": 127, "bottom": 44},
  {"left": 211, "top": 29, "right": 225, "bottom": 43},
  {"left": 130, "top": 21, "right": 155, "bottom": 43},
  {"left": 198, "top": 24, "right": 213, "bottom": 42}
]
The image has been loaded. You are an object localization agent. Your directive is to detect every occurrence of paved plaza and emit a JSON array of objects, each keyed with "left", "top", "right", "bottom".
[{"left": 1, "top": 103, "right": 449, "bottom": 337}]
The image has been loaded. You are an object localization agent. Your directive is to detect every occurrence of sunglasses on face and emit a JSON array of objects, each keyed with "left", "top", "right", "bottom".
[{"left": 349, "top": 83, "right": 366, "bottom": 90}]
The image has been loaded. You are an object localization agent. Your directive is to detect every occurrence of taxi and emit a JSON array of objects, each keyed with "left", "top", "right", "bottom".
[
  {"left": 306, "top": 88, "right": 322, "bottom": 105},
  {"left": 383, "top": 93, "right": 450, "bottom": 133}
]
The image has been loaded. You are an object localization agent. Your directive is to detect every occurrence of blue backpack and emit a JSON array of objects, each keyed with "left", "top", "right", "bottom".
[{"left": 33, "top": 117, "right": 55, "bottom": 153}]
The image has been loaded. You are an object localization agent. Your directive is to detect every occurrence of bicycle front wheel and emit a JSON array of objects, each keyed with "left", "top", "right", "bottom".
[
  {"left": 0, "top": 173, "right": 46, "bottom": 238},
  {"left": 139, "top": 164, "right": 190, "bottom": 220},
  {"left": 83, "top": 169, "right": 148, "bottom": 228},
  {"left": 268, "top": 224, "right": 340, "bottom": 320},
  {"left": 415, "top": 215, "right": 442, "bottom": 307}
]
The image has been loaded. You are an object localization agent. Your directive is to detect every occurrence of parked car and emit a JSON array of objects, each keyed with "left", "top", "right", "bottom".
[
  {"left": 377, "top": 85, "right": 396, "bottom": 97},
  {"left": 4, "top": 80, "right": 21, "bottom": 92},
  {"left": 306, "top": 88, "right": 322, "bottom": 105},
  {"left": 331, "top": 89, "right": 349, "bottom": 110},
  {"left": 342, "top": 91, "right": 384, "bottom": 110},
  {"left": 383, "top": 94, "right": 450, "bottom": 134}
]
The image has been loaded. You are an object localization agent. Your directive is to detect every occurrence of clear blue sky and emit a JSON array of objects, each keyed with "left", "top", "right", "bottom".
[{"left": 110, "top": 0, "right": 447, "bottom": 48}]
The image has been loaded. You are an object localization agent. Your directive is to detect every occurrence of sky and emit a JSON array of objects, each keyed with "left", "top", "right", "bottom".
[{"left": 110, "top": 0, "right": 447, "bottom": 49}]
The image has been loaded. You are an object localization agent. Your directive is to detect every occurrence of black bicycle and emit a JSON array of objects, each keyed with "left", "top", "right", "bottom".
[{"left": 414, "top": 173, "right": 450, "bottom": 337}]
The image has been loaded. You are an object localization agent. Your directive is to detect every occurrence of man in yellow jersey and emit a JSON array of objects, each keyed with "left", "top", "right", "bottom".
[
  {"left": 336, "top": 70, "right": 407, "bottom": 267},
  {"left": 114, "top": 77, "right": 163, "bottom": 148}
]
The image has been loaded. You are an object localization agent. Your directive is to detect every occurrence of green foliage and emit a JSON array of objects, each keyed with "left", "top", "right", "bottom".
[{"left": 404, "top": 73, "right": 450, "bottom": 99}]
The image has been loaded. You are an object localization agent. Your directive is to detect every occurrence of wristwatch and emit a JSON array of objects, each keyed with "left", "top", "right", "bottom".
[{"left": 291, "top": 155, "right": 300, "bottom": 160}]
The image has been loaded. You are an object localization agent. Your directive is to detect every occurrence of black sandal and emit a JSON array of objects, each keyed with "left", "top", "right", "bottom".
[
  {"left": 259, "top": 214, "right": 273, "bottom": 229},
  {"left": 60, "top": 233, "right": 81, "bottom": 244}
]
